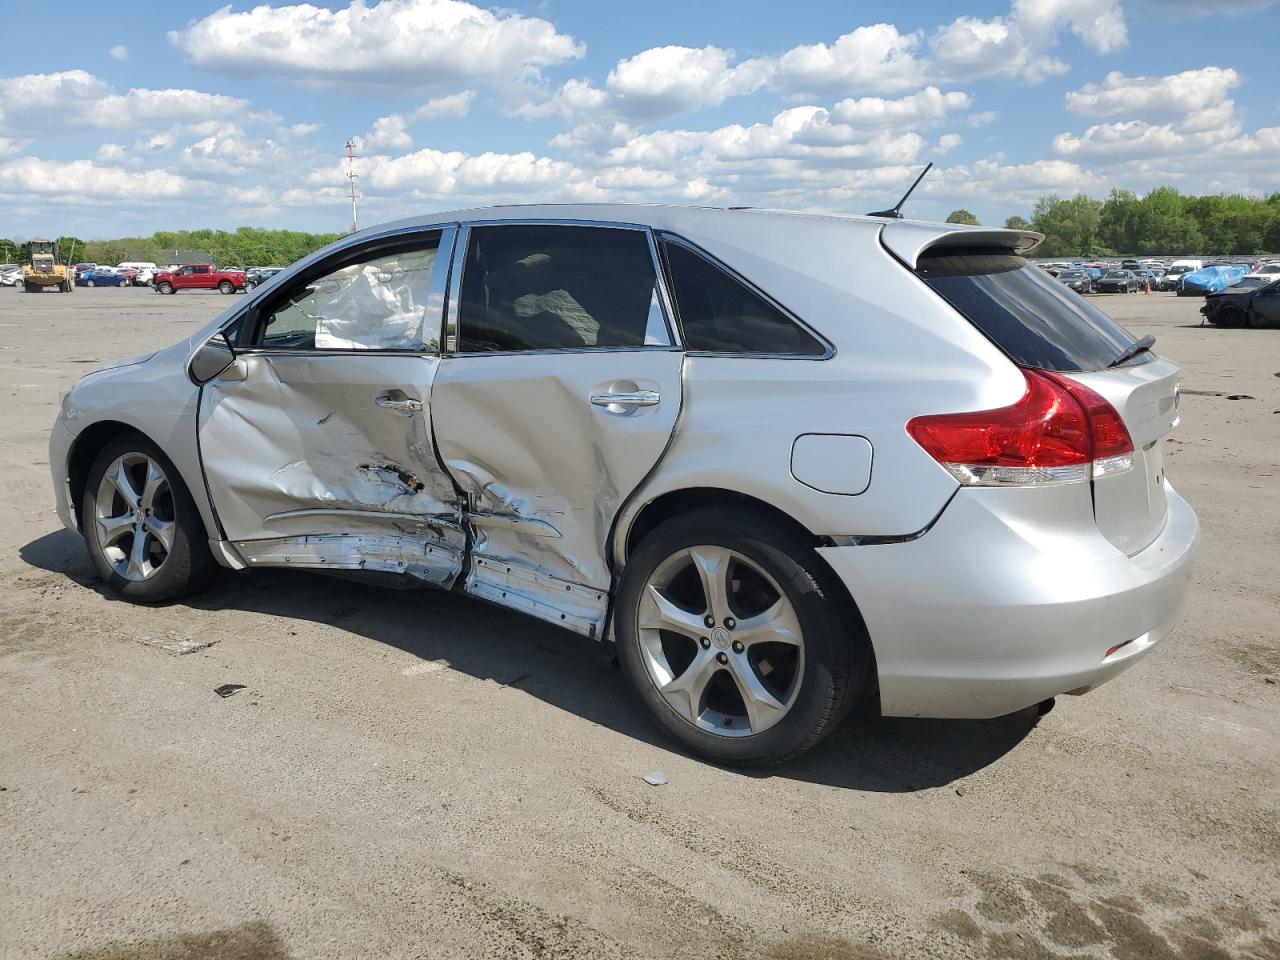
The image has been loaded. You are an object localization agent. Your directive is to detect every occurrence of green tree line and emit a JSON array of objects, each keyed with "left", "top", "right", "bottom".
[
  {"left": 1004, "top": 188, "right": 1280, "bottom": 258},
  {"left": 0, "top": 227, "right": 343, "bottom": 268}
]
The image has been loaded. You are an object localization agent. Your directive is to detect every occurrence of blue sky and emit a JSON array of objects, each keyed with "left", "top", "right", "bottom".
[{"left": 3, "top": 0, "right": 1279, "bottom": 238}]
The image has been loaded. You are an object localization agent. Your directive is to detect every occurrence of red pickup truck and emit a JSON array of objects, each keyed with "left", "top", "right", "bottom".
[{"left": 152, "top": 264, "right": 246, "bottom": 295}]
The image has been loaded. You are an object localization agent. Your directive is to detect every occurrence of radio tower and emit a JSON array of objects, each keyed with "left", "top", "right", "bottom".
[{"left": 345, "top": 138, "right": 360, "bottom": 233}]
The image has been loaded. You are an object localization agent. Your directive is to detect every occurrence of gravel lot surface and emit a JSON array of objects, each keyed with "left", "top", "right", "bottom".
[{"left": 1, "top": 286, "right": 1277, "bottom": 960}]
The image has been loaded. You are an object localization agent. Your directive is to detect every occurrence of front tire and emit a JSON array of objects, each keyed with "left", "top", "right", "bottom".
[
  {"left": 615, "top": 507, "right": 868, "bottom": 766},
  {"left": 81, "top": 434, "right": 214, "bottom": 603}
]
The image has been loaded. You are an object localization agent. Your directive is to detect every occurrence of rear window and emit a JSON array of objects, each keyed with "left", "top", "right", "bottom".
[{"left": 917, "top": 250, "right": 1141, "bottom": 372}]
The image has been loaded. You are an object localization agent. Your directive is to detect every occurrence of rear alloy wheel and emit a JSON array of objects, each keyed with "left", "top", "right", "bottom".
[
  {"left": 218, "top": 280, "right": 234, "bottom": 294},
  {"left": 86, "top": 279, "right": 96, "bottom": 287},
  {"left": 616, "top": 507, "right": 867, "bottom": 766},
  {"left": 82, "top": 436, "right": 213, "bottom": 602}
]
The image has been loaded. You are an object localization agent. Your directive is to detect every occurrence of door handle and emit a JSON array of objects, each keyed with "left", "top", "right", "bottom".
[
  {"left": 374, "top": 391, "right": 423, "bottom": 414},
  {"left": 589, "top": 390, "right": 660, "bottom": 408}
]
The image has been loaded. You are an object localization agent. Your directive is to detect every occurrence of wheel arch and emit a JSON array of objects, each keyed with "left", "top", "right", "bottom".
[
  {"left": 615, "top": 485, "right": 879, "bottom": 705},
  {"left": 67, "top": 421, "right": 213, "bottom": 545}
]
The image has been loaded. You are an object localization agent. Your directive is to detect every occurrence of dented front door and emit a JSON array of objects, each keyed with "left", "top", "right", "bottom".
[
  {"left": 197, "top": 228, "right": 466, "bottom": 585},
  {"left": 429, "top": 221, "right": 684, "bottom": 638}
]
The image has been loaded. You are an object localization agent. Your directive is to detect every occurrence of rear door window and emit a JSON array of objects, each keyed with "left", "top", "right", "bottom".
[
  {"left": 457, "top": 225, "right": 671, "bottom": 353},
  {"left": 918, "top": 250, "right": 1142, "bottom": 372},
  {"left": 660, "top": 238, "right": 826, "bottom": 356}
]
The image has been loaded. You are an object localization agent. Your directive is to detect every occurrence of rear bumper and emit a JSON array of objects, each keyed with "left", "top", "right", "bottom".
[{"left": 819, "top": 483, "right": 1198, "bottom": 719}]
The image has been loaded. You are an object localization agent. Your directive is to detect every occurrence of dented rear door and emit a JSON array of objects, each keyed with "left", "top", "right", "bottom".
[
  {"left": 198, "top": 227, "right": 467, "bottom": 585},
  {"left": 430, "top": 222, "right": 684, "bottom": 638}
]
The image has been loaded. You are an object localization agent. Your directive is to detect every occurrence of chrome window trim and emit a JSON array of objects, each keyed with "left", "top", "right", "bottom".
[
  {"left": 655, "top": 231, "right": 835, "bottom": 361},
  {"left": 229, "top": 224, "right": 457, "bottom": 357},
  {"left": 445, "top": 219, "right": 679, "bottom": 357}
]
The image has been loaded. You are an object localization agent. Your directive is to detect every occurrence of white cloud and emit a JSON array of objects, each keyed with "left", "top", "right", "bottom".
[
  {"left": 934, "top": 133, "right": 962, "bottom": 155},
  {"left": 1065, "top": 67, "right": 1239, "bottom": 120},
  {"left": 362, "top": 115, "right": 412, "bottom": 151},
  {"left": 831, "top": 87, "right": 971, "bottom": 128},
  {"left": 412, "top": 91, "right": 474, "bottom": 122},
  {"left": 771, "top": 23, "right": 927, "bottom": 95},
  {"left": 931, "top": 0, "right": 1127, "bottom": 83},
  {"left": 604, "top": 45, "right": 770, "bottom": 118},
  {"left": 172, "top": 0, "right": 584, "bottom": 103},
  {"left": 967, "top": 111, "right": 1000, "bottom": 127},
  {"left": 0, "top": 70, "right": 246, "bottom": 135},
  {"left": 109, "top": 45, "right": 128, "bottom": 61},
  {"left": 96, "top": 143, "right": 127, "bottom": 163},
  {"left": 0, "top": 137, "right": 29, "bottom": 157},
  {"left": 0, "top": 156, "right": 194, "bottom": 201}
]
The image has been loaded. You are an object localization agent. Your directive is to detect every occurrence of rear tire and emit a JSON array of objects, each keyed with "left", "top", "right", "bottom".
[
  {"left": 81, "top": 434, "right": 215, "bottom": 603},
  {"left": 615, "top": 506, "right": 869, "bottom": 766},
  {"left": 218, "top": 280, "right": 234, "bottom": 294}
]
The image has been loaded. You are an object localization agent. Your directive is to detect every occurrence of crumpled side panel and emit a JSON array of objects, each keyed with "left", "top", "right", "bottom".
[
  {"left": 431, "top": 351, "right": 683, "bottom": 636},
  {"left": 199, "top": 352, "right": 465, "bottom": 583}
]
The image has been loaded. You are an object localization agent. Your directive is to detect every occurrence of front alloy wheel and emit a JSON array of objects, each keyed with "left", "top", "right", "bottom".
[
  {"left": 93, "top": 452, "right": 176, "bottom": 581},
  {"left": 82, "top": 435, "right": 213, "bottom": 602}
]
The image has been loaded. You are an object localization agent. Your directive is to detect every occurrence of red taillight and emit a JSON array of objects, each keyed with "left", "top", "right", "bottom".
[{"left": 906, "top": 368, "right": 1134, "bottom": 486}]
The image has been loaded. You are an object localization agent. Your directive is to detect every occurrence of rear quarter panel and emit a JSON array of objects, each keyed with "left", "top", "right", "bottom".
[{"left": 616, "top": 213, "right": 1026, "bottom": 555}]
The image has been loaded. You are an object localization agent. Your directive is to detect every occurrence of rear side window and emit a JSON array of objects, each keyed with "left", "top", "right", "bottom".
[
  {"left": 457, "top": 225, "right": 671, "bottom": 353},
  {"left": 660, "top": 239, "right": 826, "bottom": 356},
  {"left": 918, "top": 250, "right": 1141, "bottom": 372}
]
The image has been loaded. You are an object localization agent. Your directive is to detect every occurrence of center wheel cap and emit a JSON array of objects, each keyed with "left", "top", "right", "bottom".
[{"left": 711, "top": 626, "right": 732, "bottom": 650}]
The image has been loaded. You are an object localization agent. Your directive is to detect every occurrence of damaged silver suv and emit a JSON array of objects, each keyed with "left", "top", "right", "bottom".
[{"left": 49, "top": 205, "right": 1197, "bottom": 765}]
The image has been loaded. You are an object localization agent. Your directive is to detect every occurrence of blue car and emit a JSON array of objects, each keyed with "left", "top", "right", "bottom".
[
  {"left": 75, "top": 267, "right": 130, "bottom": 288},
  {"left": 1177, "top": 264, "right": 1248, "bottom": 296}
]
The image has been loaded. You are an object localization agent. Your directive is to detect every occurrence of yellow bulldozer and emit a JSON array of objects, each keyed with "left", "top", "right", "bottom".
[{"left": 22, "top": 239, "right": 74, "bottom": 293}]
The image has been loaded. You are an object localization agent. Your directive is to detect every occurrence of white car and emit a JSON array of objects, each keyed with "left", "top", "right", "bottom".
[
  {"left": 48, "top": 205, "right": 1197, "bottom": 765},
  {"left": 0, "top": 264, "right": 23, "bottom": 287}
]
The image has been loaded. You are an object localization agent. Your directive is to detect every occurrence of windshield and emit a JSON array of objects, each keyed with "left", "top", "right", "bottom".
[
  {"left": 1059, "top": 271, "right": 1084, "bottom": 279},
  {"left": 1104, "top": 271, "right": 1127, "bottom": 279},
  {"left": 1168, "top": 265, "right": 1192, "bottom": 275},
  {"left": 918, "top": 250, "right": 1141, "bottom": 372}
]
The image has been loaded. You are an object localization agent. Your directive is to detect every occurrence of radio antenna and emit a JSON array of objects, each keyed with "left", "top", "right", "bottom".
[{"left": 867, "top": 162, "right": 933, "bottom": 219}]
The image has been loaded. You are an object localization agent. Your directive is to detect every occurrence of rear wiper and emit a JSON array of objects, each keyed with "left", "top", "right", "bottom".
[{"left": 1109, "top": 334, "right": 1155, "bottom": 368}]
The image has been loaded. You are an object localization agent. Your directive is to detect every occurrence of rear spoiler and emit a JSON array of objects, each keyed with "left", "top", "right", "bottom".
[{"left": 880, "top": 221, "right": 1044, "bottom": 269}]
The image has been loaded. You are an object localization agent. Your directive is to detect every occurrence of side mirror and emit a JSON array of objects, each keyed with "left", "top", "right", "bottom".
[{"left": 188, "top": 331, "right": 237, "bottom": 385}]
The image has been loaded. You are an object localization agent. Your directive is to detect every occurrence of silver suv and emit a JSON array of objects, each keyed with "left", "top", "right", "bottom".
[{"left": 49, "top": 205, "right": 1197, "bottom": 765}]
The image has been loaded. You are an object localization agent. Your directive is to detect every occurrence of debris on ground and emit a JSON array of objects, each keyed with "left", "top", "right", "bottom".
[
  {"left": 643, "top": 770, "right": 668, "bottom": 786},
  {"left": 214, "top": 684, "right": 247, "bottom": 698},
  {"left": 138, "top": 634, "right": 218, "bottom": 655}
]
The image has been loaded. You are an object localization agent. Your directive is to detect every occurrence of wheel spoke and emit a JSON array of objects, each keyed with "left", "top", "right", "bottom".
[
  {"left": 96, "top": 512, "right": 134, "bottom": 547},
  {"left": 659, "top": 649, "right": 721, "bottom": 723},
  {"left": 140, "top": 460, "right": 166, "bottom": 511},
  {"left": 688, "top": 546, "right": 733, "bottom": 622},
  {"left": 111, "top": 462, "right": 140, "bottom": 506},
  {"left": 640, "top": 585, "right": 708, "bottom": 641},
  {"left": 126, "top": 528, "right": 150, "bottom": 580},
  {"left": 727, "top": 655, "right": 789, "bottom": 733},
  {"left": 733, "top": 599, "right": 802, "bottom": 648},
  {"left": 145, "top": 516, "right": 175, "bottom": 553}
]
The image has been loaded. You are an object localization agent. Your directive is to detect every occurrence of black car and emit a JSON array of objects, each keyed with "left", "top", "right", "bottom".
[
  {"left": 1094, "top": 270, "right": 1139, "bottom": 293},
  {"left": 1056, "top": 269, "right": 1093, "bottom": 293},
  {"left": 1200, "top": 276, "right": 1280, "bottom": 327},
  {"left": 244, "top": 266, "right": 285, "bottom": 289}
]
